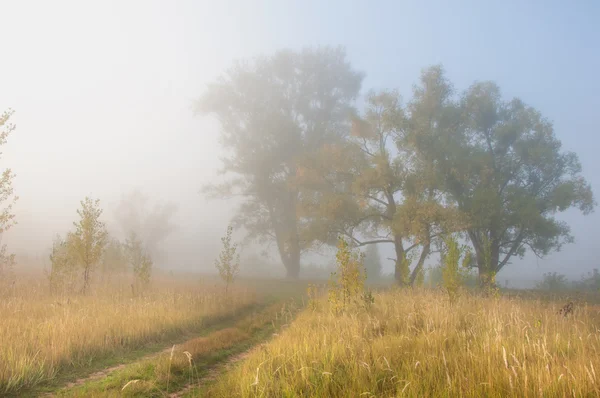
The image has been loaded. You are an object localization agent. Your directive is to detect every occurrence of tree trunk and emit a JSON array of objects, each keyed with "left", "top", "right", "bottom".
[
  {"left": 393, "top": 234, "right": 407, "bottom": 286},
  {"left": 409, "top": 241, "right": 431, "bottom": 286},
  {"left": 284, "top": 257, "right": 300, "bottom": 279},
  {"left": 82, "top": 264, "right": 90, "bottom": 295},
  {"left": 473, "top": 240, "right": 500, "bottom": 290},
  {"left": 270, "top": 191, "right": 302, "bottom": 280}
]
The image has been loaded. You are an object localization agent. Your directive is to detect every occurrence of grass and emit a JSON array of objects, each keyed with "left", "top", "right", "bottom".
[
  {"left": 204, "top": 287, "right": 600, "bottom": 397},
  {"left": 54, "top": 299, "right": 300, "bottom": 397},
  {"left": 0, "top": 274, "right": 258, "bottom": 396}
]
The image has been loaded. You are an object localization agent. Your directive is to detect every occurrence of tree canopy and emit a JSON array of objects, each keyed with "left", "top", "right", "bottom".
[
  {"left": 198, "top": 46, "right": 363, "bottom": 278},
  {"left": 200, "top": 46, "right": 595, "bottom": 286}
]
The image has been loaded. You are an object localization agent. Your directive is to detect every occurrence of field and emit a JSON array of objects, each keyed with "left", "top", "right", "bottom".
[{"left": 2, "top": 274, "right": 600, "bottom": 397}]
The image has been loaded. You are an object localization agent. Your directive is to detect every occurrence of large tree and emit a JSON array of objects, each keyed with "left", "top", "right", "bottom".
[
  {"left": 197, "top": 47, "right": 363, "bottom": 278},
  {"left": 296, "top": 90, "right": 459, "bottom": 285},
  {"left": 412, "top": 66, "right": 596, "bottom": 287}
]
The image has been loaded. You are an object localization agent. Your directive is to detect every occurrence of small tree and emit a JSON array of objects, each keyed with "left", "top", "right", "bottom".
[
  {"left": 0, "top": 109, "right": 18, "bottom": 287},
  {"left": 328, "top": 237, "right": 372, "bottom": 313},
  {"left": 125, "top": 232, "right": 153, "bottom": 292},
  {"left": 48, "top": 234, "right": 79, "bottom": 295},
  {"left": 215, "top": 225, "right": 240, "bottom": 294},
  {"left": 441, "top": 235, "right": 472, "bottom": 302},
  {"left": 70, "top": 197, "right": 108, "bottom": 294}
]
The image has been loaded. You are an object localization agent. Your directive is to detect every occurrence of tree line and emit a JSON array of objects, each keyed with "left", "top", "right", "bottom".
[{"left": 199, "top": 46, "right": 596, "bottom": 288}]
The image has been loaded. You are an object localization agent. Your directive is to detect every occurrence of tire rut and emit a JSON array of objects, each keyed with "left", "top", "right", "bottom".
[{"left": 37, "top": 302, "right": 267, "bottom": 397}]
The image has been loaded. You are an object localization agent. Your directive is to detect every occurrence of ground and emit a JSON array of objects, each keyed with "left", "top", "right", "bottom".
[{"left": 2, "top": 274, "right": 599, "bottom": 397}]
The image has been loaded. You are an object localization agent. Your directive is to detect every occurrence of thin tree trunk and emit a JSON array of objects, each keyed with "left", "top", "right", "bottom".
[
  {"left": 409, "top": 241, "right": 431, "bottom": 286},
  {"left": 82, "top": 264, "right": 90, "bottom": 295}
]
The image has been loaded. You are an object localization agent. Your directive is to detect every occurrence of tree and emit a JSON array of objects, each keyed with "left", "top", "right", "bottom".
[
  {"left": 113, "top": 189, "right": 178, "bottom": 266},
  {"left": 125, "top": 232, "right": 152, "bottom": 292},
  {"left": 411, "top": 66, "right": 596, "bottom": 287},
  {"left": 100, "top": 238, "right": 128, "bottom": 283},
  {"left": 197, "top": 46, "right": 363, "bottom": 279},
  {"left": 0, "top": 109, "right": 17, "bottom": 284},
  {"left": 70, "top": 197, "right": 108, "bottom": 294},
  {"left": 328, "top": 237, "right": 369, "bottom": 313},
  {"left": 214, "top": 225, "right": 240, "bottom": 294},
  {"left": 535, "top": 272, "right": 570, "bottom": 291},
  {"left": 296, "top": 90, "right": 459, "bottom": 286},
  {"left": 363, "top": 244, "right": 382, "bottom": 281},
  {"left": 48, "top": 234, "right": 79, "bottom": 295}
]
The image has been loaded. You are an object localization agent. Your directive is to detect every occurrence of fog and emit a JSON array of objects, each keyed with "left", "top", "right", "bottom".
[{"left": 1, "top": 0, "right": 598, "bottom": 285}]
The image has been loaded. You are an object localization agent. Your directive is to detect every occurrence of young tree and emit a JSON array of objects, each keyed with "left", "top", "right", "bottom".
[
  {"left": 328, "top": 237, "right": 371, "bottom": 313},
  {"left": 197, "top": 47, "right": 363, "bottom": 279},
  {"left": 412, "top": 66, "right": 596, "bottom": 287},
  {"left": 48, "top": 234, "right": 79, "bottom": 295},
  {"left": 114, "top": 189, "right": 177, "bottom": 266},
  {"left": 125, "top": 232, "right": 152, "bottom": 292},
  {"left": 70, "top": 197, "right": 108, "bottom": 294},
  {"left": 0, "top": 109, "right": 18, "bottom": 285},
  {"left": 214, "top": 225, "right": 240, "bottom": 294},
  {"left": 363, "top": 244, "right": 382, "bottom": 281}
]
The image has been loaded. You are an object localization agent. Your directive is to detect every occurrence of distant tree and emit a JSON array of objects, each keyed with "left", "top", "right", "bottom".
[
  {"left": 48, "top": 234, "right": 78, "bottom": 295},
  {"left": 70, "top": 197, "right": 108, "bottom": 294},
  {"left": 197, "top": 47, "right": 363, "bottom": 279},
  {"left": 576, "top": 269, "right": 600, "bottom": 292},
  {"left": 536, "top": 272, "right": 570, "bottom": 291},
  {"left": 114, "top": 189, "right": 177, "bottom": 266},
  {"left": 363, "top": 244, "right": 382, "bottom": 281},
  {"left": 0, "top": 109, "right": 17, "bottom": 285},
  {"left": 215, "top": 225, "right": 240, "bottom": 294},
  {"left": 125, "top": 232, "right": 152, "bottom": 292},
  {"left": 100, "top": 238, "right": 128, "bottom": 283},
  {"left": 410, "top": 66, "right": 596, "bottom": 288}
]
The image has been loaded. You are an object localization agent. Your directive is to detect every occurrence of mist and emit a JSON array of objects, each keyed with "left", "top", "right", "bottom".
[{"left": 1, "top": 0, "right": 598, "bottom": 286}]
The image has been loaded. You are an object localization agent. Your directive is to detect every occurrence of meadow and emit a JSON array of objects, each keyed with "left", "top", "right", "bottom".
[
  {"left": 2, "top": 272, "right": 600, "bottom": 397},
  {"left": 0, "top": 273, "right": 260, "bottom": 396},
  {"left": 203, "top": 287, "right": 600, "bottom": 398}
]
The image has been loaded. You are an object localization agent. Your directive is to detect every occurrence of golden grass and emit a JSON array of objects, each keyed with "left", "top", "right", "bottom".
[
  {"left": 55, "top": 301, "right": 299, "bottom": 397},
  {"left": 206, "top": 288, "right": 600, "bottom": 397},
  {"left": 0, "top": 274, "right": 258, "bottom": 395}
]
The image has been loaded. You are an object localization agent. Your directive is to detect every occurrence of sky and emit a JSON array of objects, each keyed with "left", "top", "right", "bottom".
[{"left": 1, "top": 0, "right": 598, "bottom": 283}]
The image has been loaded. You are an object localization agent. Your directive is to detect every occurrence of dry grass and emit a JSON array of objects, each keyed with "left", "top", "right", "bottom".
[
  {"left": 54, "top": 300, "right": 299, "bottom": 397},
  {"left": 206, "top": 288, "right": 600, "bottom": 397},
  {"left": 0, "top": 273, "right": 257, "bottom": 395}
]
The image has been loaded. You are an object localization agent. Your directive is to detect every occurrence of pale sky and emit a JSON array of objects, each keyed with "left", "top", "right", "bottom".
[{"left": 1, "top": 0, "right": 598, "bottom": 282}]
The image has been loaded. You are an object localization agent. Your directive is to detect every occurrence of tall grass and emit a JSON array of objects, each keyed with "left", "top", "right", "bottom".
[
  {"left": 207, "top": 288, "right": 600, "bottom": 397},
  {"left": 0, "top": 274, "right": 257, "bottom": 395}
]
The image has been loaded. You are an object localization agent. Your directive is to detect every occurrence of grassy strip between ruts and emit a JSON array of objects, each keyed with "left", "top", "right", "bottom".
[
  {"left": 12, "top": 300, "right": 267, "bottom": 398},
  {"left": 51, "top": 299, "right": 300, "bottom": 397}
]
